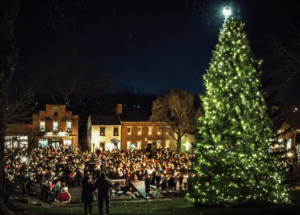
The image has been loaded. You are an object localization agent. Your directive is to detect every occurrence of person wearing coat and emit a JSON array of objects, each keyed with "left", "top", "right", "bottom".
[
  {"left": 82, "top": 176, "right": 95, "bottom": 215},
  {"left": 68, "top": 171, "right": 73, "bottom": 188},
  {"left": 145, "top": 174, "right": 151, "bottom": 194},
  {"left": 93, "top": 171, "right": 113, "bottom": 215},
  {"left": 155, "top": 171, "right": 161, "bottom": 189}
]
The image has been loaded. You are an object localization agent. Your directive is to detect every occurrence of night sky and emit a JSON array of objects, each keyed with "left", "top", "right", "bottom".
[{"left": 14, "top": 0, "right": 300, "bottom": 105}]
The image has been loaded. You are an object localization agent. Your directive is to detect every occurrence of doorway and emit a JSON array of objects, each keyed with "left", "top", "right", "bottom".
[{"left": 52, "top": 139, "right": 60, "bottom": 148}]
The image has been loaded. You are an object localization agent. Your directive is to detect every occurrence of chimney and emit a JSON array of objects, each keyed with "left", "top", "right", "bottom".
[{"left": 116, "top": 104, "right": 122, "bottom": 115}]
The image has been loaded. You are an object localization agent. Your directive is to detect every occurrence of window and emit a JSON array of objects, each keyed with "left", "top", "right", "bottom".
[
  {"left": 127, "top": 127, "right": 132, "bottom": 135},
  {"left": 40, "top": 121, "right": 45, "bottom": 132},
  {"left": 64, "top": 139, "right": 72, "bottom": 147},
  {"left": 127, "top": 142, "right": 131, "bottom": 150},
  {"left": 148, "top": 127, "right": 152, "bottom": 135},
  {"left": 166, "top": 126, "right": 170, "bottom": 135},
  {"left": 157, "top": 127, "right": 162, "bottom": 135},
  {"left": 100, "top": 127, "right": 105, "bottom": 136},
  {"left": 287, "top": 139, "right": 291, "bottom": 150},
  {"left": 39, "top": 139, "right": 48, "bottom": 148},
  {"left": 137, "top": 127, "right": 142, "bottom": 135},
  {"left": 137, "top": 141, "right": 142, "bottom": 150},
  {"left": 54, "top": 106, "right": 58, "bottom": 116},
  {"left": 114, "top": 127, "right": 119, "bottom": 136},
  {"left": 165, "top": 140, "right": 170, "bottom": 148},
  {"left": 66, "top": 122, "right": 72, "bottom": 133},
  {"left": 53, "top": 122, "right": 58, "bottom": 132},
  {"left": 157, "top": 140, "right": 161, "bottom": 148}
]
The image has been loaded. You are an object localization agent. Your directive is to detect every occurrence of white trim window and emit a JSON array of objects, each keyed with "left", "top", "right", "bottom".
[
  {"left": 66, "top": 122, "right": 72, "bottom": 133},
  {"left": 137, "top": 126, "right": 142, "bottom": 136},
  {"left": 157, "top": 127, "right": 162, "bottom": 135},
  {"left": 39, "top": 139, "right": 48, "bottom": 148},
  {"left": 100, "top": 127, "right": 105, "bottom": 136},
  {"left": 166, "top": 126, "right": 170, "bottom": 135},
  {"left": 53, "top": 121, "right": 59, "bottom": 132},
  {"left": 64, "top": 139, "right": 72, "bottom": 147},
  {"left": 127, "top": 127, "right": 132, "bottom": 135},
  {"left": 137, "top": 141, "right": 142, "bottom": 150},
  {"left": 165, "top": 140, "right": 170, "bottom": 148},
  {"left": 40, "top": 121, "right": 45, "bottom": 132},
  {"left": 148, "top": 126, "right": 152, "bottom": 135},
  {"left": 157, "top": 140, "right": 161, "bottom": 148},
  {"left": 127, "top": 142, "right": 131, "bottom": 150},
  {"left": 287, "top": 139, "right": 292, "bottom": 150}
]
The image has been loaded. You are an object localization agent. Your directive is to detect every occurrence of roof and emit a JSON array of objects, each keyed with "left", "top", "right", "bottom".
[
  {"left": 90, "top": 114, "right": 121, "bottom": 125},
  {"left": 119, "top": 104, "right": 151, "bottom": 122}
]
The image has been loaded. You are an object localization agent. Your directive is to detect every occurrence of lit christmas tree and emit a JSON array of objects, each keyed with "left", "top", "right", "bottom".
[{"left": 187, "top": 17, "right": 293, "bottom": 207}]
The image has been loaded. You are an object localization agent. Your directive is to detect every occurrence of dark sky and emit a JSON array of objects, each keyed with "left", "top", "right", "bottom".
[{"left": 14, "top": 0, "right": 300, "bottom": 105}]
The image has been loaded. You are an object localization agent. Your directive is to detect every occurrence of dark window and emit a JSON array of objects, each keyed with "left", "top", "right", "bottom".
[
  {"left": 114, "top": 127, "right": 119, "bottom": 136},
  {"left": 100, "top": 127, "right": 105, "bottom": 136},
  {"left": 54, "top": 107, "right": 58, "bottom": 116}
]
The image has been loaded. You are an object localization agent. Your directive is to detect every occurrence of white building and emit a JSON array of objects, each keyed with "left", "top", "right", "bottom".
[{"left": 87, "top": 115, "right": 121, "bottom": 152}]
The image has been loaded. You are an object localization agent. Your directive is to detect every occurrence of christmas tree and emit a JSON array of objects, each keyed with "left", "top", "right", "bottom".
[{"left": 187, "top": 17, "right": 293, "bottom": 207}]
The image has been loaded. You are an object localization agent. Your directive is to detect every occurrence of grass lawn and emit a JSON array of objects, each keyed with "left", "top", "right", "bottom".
[{"left": 12, "top": 197, "right": 300, "bottom": 215}]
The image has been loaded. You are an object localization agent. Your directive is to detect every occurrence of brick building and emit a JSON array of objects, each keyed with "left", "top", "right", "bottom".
[
  {"left": 32, "top": 104, "right": 79, "bottom": 148},
  {"left": 116, "top": 104, "right": 195, "bottom": 152},
  {"left": 87, "top": 103, "right": 196, "bottom": 152},
  {"left": 5, "top": 124, "right": 34, "bottom": 149}
]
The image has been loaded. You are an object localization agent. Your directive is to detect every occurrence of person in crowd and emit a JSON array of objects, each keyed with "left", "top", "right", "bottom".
[
  {"left": 82, "top": 175, "right": 95, "bottom": 215},
  {"left": 155, "top": 170, "right": 161, "bottom": 189},
  {"left": 43, "top": 180, "right": 50, "bottom": 200},
  {"left": 26, "top": 179, "right": 33, "bottom": 196},
  {"left": 125, "top": 170, "right": 130, "bottom": 186},
  {"left": 68, "top": 171, "right": 73, "bottom": 188},
  {"left": 54, "top": 181, "right": 60, "bottom": 201},
  {"left": 174, "top": 170, "right": 179, "bottom": 191},
  {"left": 145, "top": 174, "right": 151, "bottom": 194},
  {"left": 161, "top": 176, "right": 167, "bottom": 191},
  {"left": 183, "top": 171, "right": 189, "bottom": 190},
  {"left": 40, "top": 177, "right": 45, "bottom": 198},
  {"left": 76, "top": 169, "right": 82, "bottom": 186},
  {"left": 179, "top": 172, "right": 183, "bottom": 191},
  {"left": 93, "top": 171, "right": 113, "bottom": 215}
]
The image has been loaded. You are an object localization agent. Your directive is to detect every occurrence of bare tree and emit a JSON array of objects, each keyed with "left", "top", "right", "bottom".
[
  {"left": 148, "top": 88, "right": 203, "bottom": 153},
  {"left": 24, "top": 45, "right": 117, "bottom": 124},
  {"left": 266, "top": 18, "right": 300, "bottom": 100}
]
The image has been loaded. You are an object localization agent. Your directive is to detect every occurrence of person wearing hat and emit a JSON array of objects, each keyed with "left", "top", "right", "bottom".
[
  {"left": 93, "top": 171, "right": 113, "bottom": 215},
  {"left": 82, "top": 175, "right": 95, "bottom": 215}
]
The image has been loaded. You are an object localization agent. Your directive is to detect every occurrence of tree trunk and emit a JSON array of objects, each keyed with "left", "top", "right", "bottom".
[
  {"left": 0, "top": 123, "right": 14, "bottom": 215},
  {"left": 0, "top": 0, "right": 21, "bottom": 214},
  {"left": 177, "top": 134, "right": 182, "bottom": 153}
]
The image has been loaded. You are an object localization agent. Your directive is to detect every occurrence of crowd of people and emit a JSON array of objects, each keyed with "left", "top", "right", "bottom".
[{"left": 4, "top": 145, "right": 197, "bottom": 202}]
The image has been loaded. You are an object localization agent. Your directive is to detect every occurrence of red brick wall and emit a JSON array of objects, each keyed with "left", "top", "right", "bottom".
[
  {"left": 32, "top": 104, "right": 79, "bottom": 148},
  {"left": 121, "top": 122, "right": 174, "bottom": 151}
]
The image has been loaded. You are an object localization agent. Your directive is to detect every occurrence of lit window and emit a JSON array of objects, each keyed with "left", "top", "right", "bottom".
[
  {"left": 137, "top": 141, "right": 142, "bottom": 149},
  {"left": 127, "top": 127, "right": 132, "bottom": 135},
  {"left": 165, "top": 140, "right": 170, "bottom": 148},
  {"left": 148, "top": 127, "right": 152, "bottom": 135},
  {"left": 157, "top": 140, "right": 161, "bottom": 147},
  {"left": 127, "top": 142, "right": 131, "bottom": 150},
  {"left": 66, "top": 122, "right": 72, "bottom": 133},
  {"left": 287, "top": 139, "right": 291, "bottom": 150},
  {"left": 166, "top": 126, "right": 170, "bottom": 135},
  {"left": 157, "top": 128, "right": 162, "bottom": 135},
  {"left": 138, "top": 127, "right": 142, "bottom": 135},
  {"left": 53, "top": 122, "right": 58, "bottom": 132},
  {"left": 39, "top": 139, "right": 48, "bottom": 148},
  {"left": 40, "top": 121, "right": 45, "bottom": 132},
  {"left": 100, "top": 127, "right": 105, "bottom": 136},
  {"left": 64, "top": 139, "right": 72, "bottom": 147},
  {"left": 114, "top": 127, "right": 119, "bottom": 136}
]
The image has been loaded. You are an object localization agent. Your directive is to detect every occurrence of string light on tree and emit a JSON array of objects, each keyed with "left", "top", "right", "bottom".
[{"left": 186, "top": 16, "right": 293, "bottom": 208}]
